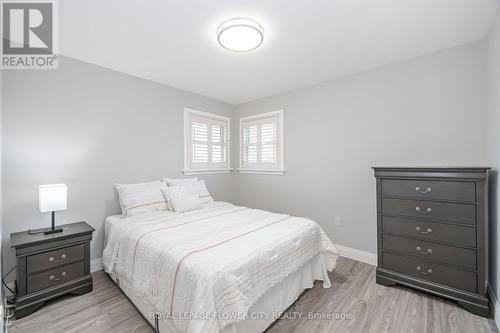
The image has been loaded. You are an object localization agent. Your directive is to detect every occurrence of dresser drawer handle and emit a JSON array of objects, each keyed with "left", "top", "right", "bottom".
[
  {"left": 416, "top": 266, "right": 432, "bottom": 275},
  {"left": 416, "top": 246, "right": 433, "bottom": 255},
  {"left": 416, "top": 226, "right": 432, "bottom": 234},
  {"left": 415, "top": 207, "right": 432, "bottom": 214},
  {"left": 49, "top": 254, "right": 67, "bottom": 263},
  {"left": 415, "top": 186, "right": 432, "bottom": 194},
  {"left": 49, "top": 271, "right": 67, "bottom": 281}
]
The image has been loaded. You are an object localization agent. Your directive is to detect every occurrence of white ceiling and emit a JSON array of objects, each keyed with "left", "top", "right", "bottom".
[{"left": 59, "top": 0, "right": 499, "bottom": 105}]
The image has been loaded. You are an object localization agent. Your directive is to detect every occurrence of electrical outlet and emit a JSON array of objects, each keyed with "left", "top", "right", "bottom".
[{"left": 334, "top": 216, "right": 341, "bottom": 226}]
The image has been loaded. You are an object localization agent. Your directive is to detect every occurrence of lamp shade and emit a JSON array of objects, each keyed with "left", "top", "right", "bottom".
[{"left": 39, "top": 184, "right": 67, "bottom": 213}]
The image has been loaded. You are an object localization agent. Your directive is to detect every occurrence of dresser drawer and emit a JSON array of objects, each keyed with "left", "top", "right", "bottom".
[
  {"left": 381, "top": 179, "right": 475, "bottom": 202},
  {"left": 382, "top": 216, "right": 476, "bottom": 247},
  {"left": 382, "top": 198, "right": 476, "bottom": 225},
  {"left": 27, "top": 244, "right": 84, "bottom": 274},
  {"left": 27, "top": 261, "right": 85, "bottom": 293},
  {"left": 382, "top": 234, "right": 476, "bottom": 270},
  {"left": 382, "top": 252, "right": 477, "bottom": 293}
]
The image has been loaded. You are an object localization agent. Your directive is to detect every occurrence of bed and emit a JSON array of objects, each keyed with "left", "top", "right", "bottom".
[{"left": 103, "top": 201, "right": 338, "bottom": 333}]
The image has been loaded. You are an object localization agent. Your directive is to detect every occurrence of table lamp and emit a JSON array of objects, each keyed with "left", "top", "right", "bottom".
[{"left": 38, "top": 184, "right": 67, "bottom": 234}]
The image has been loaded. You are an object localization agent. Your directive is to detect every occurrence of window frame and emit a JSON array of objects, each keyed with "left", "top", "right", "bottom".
[
  {"left": 238, "top": 110, "right": 285, "bottom": 175},
  {"left": 183, "top": 108, "right": 231, "bottom": 175}
]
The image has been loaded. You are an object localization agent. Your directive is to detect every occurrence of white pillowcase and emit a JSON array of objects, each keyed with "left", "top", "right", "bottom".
[
  {"left": 115, "top": 180, "right": 168, "bottom": 217},
  {"left": 162, "top": 186, "right": 202, "bottom": 213},
  {"left": 161, "top": 182, "right": 176, "bottom": 211},
  {"left": 180, "top": 180, "right": 214, "bottom": 204},
  {"left": 161, "top": 178, "right": 198, "bottom": 211},
  {"left": 162, "top": 178, "right": 214, "bottom": 208}
]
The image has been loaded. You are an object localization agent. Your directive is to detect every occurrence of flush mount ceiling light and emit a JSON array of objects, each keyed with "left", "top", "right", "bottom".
[{"left": 217, "top": 18, "right": 264, "bottom": 52}]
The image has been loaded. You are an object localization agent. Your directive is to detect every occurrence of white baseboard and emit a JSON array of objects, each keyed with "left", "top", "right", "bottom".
[
  {"left": 488, "top": 284, "right": 500, "bottom": 330},
  {"left": 91, "top": 257, "right": 103, "bottom": 273},
  {"left": 334, "top": 244, "right": 377, "bottom": 266}
]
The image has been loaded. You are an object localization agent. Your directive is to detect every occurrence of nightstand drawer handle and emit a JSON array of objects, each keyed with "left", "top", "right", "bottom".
[
  {"left": 416, "top": 246, "right": 433, "bottom": 255},
  {"left": 415, "top": 186, "right": 432, "bottom": 194},
  {"left": 416, "top": 226, "right": 432, "bottom": 234},
  {"left": 49, "top": 254, "right": 67, "bottom": 263},
  {"left": 416, "top": 266, "right": 432, "bottom": 275},
  {"left": 49, "top": 272, "right": 67, "bottom": 281},
  {"left": 415, "top": 206, "right": 432, "bottom": 214}
]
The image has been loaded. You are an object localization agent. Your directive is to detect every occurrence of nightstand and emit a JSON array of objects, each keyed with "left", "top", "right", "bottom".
[{"left": 10, "top": 221, "right": 95, "bottom": 318}]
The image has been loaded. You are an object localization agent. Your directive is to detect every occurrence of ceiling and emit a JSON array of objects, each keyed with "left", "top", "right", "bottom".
[{"left": 59, "top": 0, "right": 499, "bottom": 105}]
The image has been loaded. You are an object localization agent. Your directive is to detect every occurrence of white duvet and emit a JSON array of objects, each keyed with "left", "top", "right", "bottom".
[{"left": 103, "top": 202, "right": 338, "bottom": 333}]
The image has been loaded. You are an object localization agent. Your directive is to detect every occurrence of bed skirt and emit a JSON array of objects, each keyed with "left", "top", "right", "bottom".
[{"left": 107, "top": 252, "right": 332, "bottom": 333}]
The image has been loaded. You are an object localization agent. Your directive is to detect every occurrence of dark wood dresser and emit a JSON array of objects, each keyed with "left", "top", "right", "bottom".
[
  {"left": 373, "top": 167, "right": 490, "bottom": 317},
  {"left": 11, "top": 221, "right": 94, "bottom": 318}
]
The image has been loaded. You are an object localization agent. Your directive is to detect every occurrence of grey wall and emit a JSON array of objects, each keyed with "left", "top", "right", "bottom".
[
  {"left": 1, "top": 56, "right": 235, "bottom": 273},
  {"left": 486, "top": 9, "right": 500, "bottom": 301},
  {"left": 234, "top": 42, "right": 487, "bottom": 254}
]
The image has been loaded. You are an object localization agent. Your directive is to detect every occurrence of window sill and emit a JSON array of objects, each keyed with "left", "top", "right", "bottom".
[
  {"left": 236, "top": 168, "right": 286, "bottom": 175},
  {"left": 183, "top": 168, "right": 233, "bottom": 175}
]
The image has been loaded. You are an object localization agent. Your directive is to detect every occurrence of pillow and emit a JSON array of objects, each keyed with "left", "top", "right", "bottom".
[
  {"left": 115, "top": 180, "right": 168, "bottom": 217},
  {"left": 161, "top": 180, "right": 213, "bottom": 210},
  {"left": 163, "top": 186, "right": 202, "bottom": 213},
  {"left": 183, "top": 180, "right": 214, "bottom": 205},
  {"left": 161, "top": 182, "right": 175, "bottom": 211},
  {"left": 163, "top": 177, "right": 198, "bottom": 186}
]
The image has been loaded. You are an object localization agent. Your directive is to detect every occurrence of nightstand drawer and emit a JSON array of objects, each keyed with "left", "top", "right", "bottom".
[
  {"left": 27, "top": 244, "right": 84, "bottom": 274},
  {"left": 27, "top": 261, "right": 84, "bottom": 293}
]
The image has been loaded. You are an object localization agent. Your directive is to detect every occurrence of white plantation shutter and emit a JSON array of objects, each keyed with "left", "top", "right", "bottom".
[
  {"left": 260, "top": 122, "right": 276, "bottom": 163},
  {"left": 211, "top": 125, "right": 226, "bottom": 163},
  {"left": 184, "top": 109, "right": 230, "bottom": 174},
  {"left": 192, "top": 121, "right": 209, "bottom": 163},
  {"left": 243, "top": 125, "right": 258, "bottom": 163},
  {"left": 240, "top": 110, "right": 284, "bottom": 173}
]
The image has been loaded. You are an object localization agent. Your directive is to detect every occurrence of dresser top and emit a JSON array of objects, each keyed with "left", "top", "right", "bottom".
[
  {"left": 11, "top": 221, "right": 94, "bottom": 249},
  {"left": 373, "top": 167, "right": 490, "bottom": 180},
  {"left": 372, "top": 167, "right": 490, "bottom": 172}
]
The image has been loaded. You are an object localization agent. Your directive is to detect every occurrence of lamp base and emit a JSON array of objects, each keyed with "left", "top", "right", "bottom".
[
  {"left": 28, "top": 226, "right": 64, "bottom": 235},
  {"left": 44, "top": 227, "right": 63, "bottom": 235}
]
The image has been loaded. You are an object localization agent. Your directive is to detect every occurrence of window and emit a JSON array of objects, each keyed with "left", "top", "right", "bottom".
[
  {"left": 184, "top": 108, "right": 231, "bottom": 174},
  {"left": 239, "top": 110, "right": 284, "bottom": 175}
]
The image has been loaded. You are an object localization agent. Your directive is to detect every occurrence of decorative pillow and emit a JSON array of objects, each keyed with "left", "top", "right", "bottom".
[
  {"left": 115, "top": 180, "right": 168, "bottom": 217},
  {"left": 163, "top": 186, "right": 202, "bottom": 213},
  {"left": 161, "top": 182, "right": 176, "bottom": 211},
  {"left": 183, "top": 180, "right": 214, "bottom": 205},
  {"left": 161, "top": 179, "right": 213, "bottom": 210}
]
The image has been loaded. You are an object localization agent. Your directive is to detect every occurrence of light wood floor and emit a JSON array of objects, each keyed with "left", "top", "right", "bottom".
[{"left": 7, "top": 257, "right": 498, "bottom": 333}]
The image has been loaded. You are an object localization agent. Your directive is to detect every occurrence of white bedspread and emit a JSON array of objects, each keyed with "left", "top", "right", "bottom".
[{"left": 103, "top": 202, "right": 338, "bottom": 333}]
